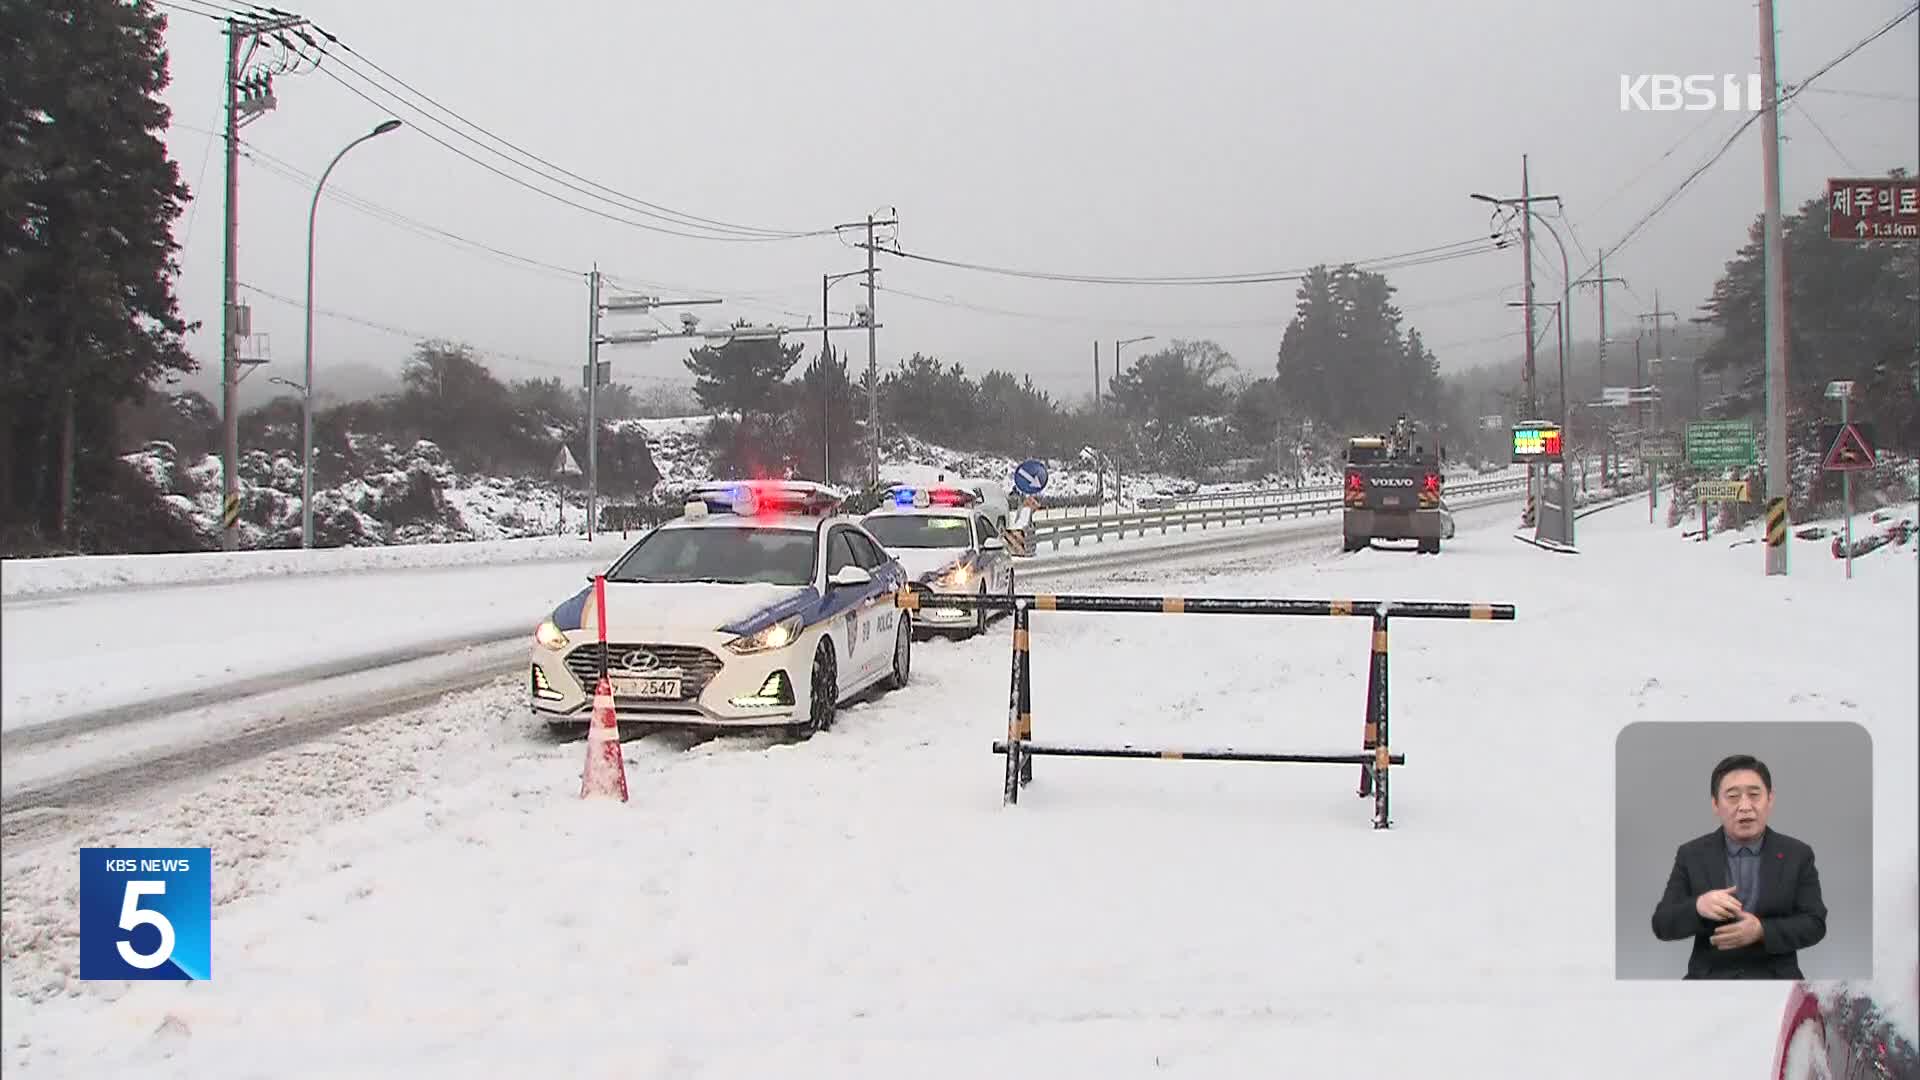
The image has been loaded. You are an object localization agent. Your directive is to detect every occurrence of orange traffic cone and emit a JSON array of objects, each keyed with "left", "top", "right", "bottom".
[{"left": 579, "top": 675, "right": 629, "bottom": 801}]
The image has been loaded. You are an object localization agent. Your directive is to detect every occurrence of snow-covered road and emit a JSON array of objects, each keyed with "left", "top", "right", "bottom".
[{"left": 4, "top": 497, "right": 1912, "bottom": 1077}]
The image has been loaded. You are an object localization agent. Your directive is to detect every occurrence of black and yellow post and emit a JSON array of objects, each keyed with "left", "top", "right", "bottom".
[
  {"left": 1004, "top": 600, "right": 1033, "bottom": 804},
  {"left": 1766, "top": 496, "right": 1788, "bottom": 551},
  {"left": 222, "top": 493, "right": 241, "bottom": 532},
  {"left": 1367, "top": 611, "right": 1392, "bottom": 830}
]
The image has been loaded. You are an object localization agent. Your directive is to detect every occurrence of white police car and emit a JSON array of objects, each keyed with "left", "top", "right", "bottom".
[
  {"left": 861, "top": 485, "right": 1014, "bottom": 638},
  {"left": 529, "top": 480, "right": 913, "bottom": 736}
]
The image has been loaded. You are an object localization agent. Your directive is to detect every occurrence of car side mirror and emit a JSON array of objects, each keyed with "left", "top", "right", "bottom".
[
  {"left": 981, "top": 536, "right": 1006, "bottom": 551},
  {"left": 827, "top": 565, "right": 874, "bottom": 589}
]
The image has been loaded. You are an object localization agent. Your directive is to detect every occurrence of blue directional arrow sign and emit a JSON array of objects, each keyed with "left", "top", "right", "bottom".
[{"left": 1012, "top": 459, "right": 1050, "bottom": 497}]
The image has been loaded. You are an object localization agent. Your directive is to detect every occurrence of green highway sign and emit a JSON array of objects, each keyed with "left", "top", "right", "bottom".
[
  {"left": 1685, "top": 420, "right": 1755, "bottom": 468},
  {"left": 1642, "top": 433, "right": 1682, "bottom": 463}
]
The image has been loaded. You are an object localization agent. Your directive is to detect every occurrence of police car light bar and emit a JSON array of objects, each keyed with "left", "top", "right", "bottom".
[
  {"left": 890, "top": 486, "right": 978, "bottom": 508},
  {"left": 692, "top": 480, "right": 846, "bottom": 517}
]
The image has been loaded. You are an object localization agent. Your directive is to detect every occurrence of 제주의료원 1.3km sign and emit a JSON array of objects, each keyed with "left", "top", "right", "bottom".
[{"left": 1827, "top": 177, "right": 1920, "bottom": 241}]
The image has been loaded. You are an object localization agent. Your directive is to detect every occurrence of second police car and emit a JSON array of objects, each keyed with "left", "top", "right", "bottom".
[
  {"left": 861, "top": 485, "right": 1015, "bottom": 638},
  {"left": 529, "top": 480, "right": 912, "bottom": 736}
]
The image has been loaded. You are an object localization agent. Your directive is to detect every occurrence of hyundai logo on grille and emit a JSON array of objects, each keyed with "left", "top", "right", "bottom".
[
  {"left": 622, "top": 648, "right": 660, "bottom": 670},
  {"left": 1375, "top": 477, "right": 1416, "bottom": 486}
]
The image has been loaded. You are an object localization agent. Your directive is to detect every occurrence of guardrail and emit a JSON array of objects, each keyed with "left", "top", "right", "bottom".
[{"left": 1022, "top": 475, "right": 1528, "bottom": 552}]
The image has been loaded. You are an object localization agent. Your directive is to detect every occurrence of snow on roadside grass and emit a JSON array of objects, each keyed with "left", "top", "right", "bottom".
[
  {"left": 8, "top": 502, "right": 1909, "bottom": 1076},
  {"left": 0, "top": 558, "right": 611, "bottom": 733},
  {"left": 0, "top": 532, "right": 637, "bottom": 601}
]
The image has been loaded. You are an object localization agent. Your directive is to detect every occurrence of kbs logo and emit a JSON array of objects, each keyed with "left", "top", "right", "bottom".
[
  {"left": 79, "top": 847, "right": 211, "bottom": 980},
  {"left": 1620, "top": 75, "right": 1761, "bottom": 112}
]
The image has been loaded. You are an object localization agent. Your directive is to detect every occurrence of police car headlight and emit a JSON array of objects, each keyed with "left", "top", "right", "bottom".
[
  {"left": 939, "top": 564, "right": 973, "bottom": 589},
  {"left": 725, "top": 614, "right": 803, "bottom": 655},
  {"left": 534, "top": 618, "right": 570, "bottom": 651}
]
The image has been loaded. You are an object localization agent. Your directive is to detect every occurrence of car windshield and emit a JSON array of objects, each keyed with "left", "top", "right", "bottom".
[
  {"left": 606, "top": 526, "right": 817, "bottom": 586},
  {"left": 862, "top": 514, "right": 972, "bottom": 549}
]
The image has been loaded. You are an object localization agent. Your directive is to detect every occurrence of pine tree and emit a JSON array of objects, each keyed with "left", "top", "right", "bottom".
[
  {"left": 683, "top": 321, "right": 803, "bottom": 418},
  {"left": 1, "top": 0, "right": 195, "bottom": 547}
]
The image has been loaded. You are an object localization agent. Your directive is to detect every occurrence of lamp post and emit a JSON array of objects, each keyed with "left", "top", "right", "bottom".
[{"left": 302, "top": 118, "right": 401, "bottom": 548}]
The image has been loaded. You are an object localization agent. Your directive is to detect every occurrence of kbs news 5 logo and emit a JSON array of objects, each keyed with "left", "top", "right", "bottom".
[{"left": 79, "top": 848, "right": 211, "bottom": 980}]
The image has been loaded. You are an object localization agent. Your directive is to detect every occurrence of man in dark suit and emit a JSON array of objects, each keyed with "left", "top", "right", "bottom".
[{"left": 1651, "top": 754, "right": 1828, "bottom": 978}]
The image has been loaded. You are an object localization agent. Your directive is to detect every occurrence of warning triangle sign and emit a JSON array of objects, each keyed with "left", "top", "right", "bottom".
[
  {"left": 1822, "top": 423, "right": 1875, "bottom": 471},
  {"left": 552, "top": 445, "right": 583, "bottom": 477}
]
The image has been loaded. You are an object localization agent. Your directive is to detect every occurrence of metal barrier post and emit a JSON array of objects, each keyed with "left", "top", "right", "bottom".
[
  {"left": 1004, "top": 600, "right": 1031, "bottom": 804},
  {"left": 1369, "top": 610, "right": 1392, "bottom": 829}
]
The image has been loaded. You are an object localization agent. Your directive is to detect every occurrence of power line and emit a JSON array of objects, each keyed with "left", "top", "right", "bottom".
[
  {"left": 152, "top": 0, "right": 235, "bottom": 22},
  {"left": 1578, "top": 2, "right": 1918, "bottom": 282},
  {"left": 1797, "top": 86, "right": 1919, "bottom": 103},
  {"left": 238, "top": 142, "right": 584, "bottom": 280},
  {"left": 175, "top": 0, "right": 829, "bottom": 242},
  {"left": 235, "top": 280, "right": 686, "bottom": 381},
  {"left": 1789, "top": 103, "right": 1861, "bottom": 173},
  {"left": 880, "top": 236, "right": 1502, "bottom": 287},
  {"left": 308, "top": 28, "right": 817, "bottom": 241}
]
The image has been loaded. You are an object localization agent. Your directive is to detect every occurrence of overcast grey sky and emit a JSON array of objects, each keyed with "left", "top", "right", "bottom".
[{"left": 154, "top": 0, "right": 1919, "bottom": 406}]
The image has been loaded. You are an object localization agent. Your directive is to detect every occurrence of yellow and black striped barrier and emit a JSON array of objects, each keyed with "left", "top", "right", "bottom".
[
  {"left": 1766, "top": 496, "right": 1789, "bottom": 548},
  {"left": 894, "top": 589, "right": 1516, "bottom": 829},
  {"left": 222, "top": 493, "right": 242, "bottom": 530}
]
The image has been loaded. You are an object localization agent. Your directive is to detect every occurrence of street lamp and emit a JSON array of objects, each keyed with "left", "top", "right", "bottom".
[{"left": 301, "top": 118, "right": 402, "bottom": 548}]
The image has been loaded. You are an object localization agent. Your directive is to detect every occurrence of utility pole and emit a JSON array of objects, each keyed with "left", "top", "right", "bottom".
[
  {"left": 1470, "top": 161, "right": 1558, "bottom": 527},
  {"left": 1639, "top": 295, "right": 1677, "bottom": 428},
  {"left": 585, "top": 267, "right": 602, "bottom": 539},
  {"left": 836, "top": 211, "right": 897, "bottom": 489},
  {"left": 1758, "top": 0, "right": 1790, "bottom": 575},
  {"left": 218, "top": 12, "right": 306, "bottom": 551},
  {"left": 865, "top": 215, "right": 879, "bottom": 489},
  {"left": 1574, "top": 249, "right": 1627, "bottom": 484},
  {"left": 1092, "top": 340, "right": 1100, "bottom": 409},
  {"left": 821, "top": 276, "right": 831, "bottom": 483}
]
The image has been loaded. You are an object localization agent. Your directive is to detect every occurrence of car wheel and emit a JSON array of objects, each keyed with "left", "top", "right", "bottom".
[
  {"left": 805, "top": 641, "right": 838, "bottom": 734},
  {"left": 882, "top": 615, "right": 912, "bottom": 690}
]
